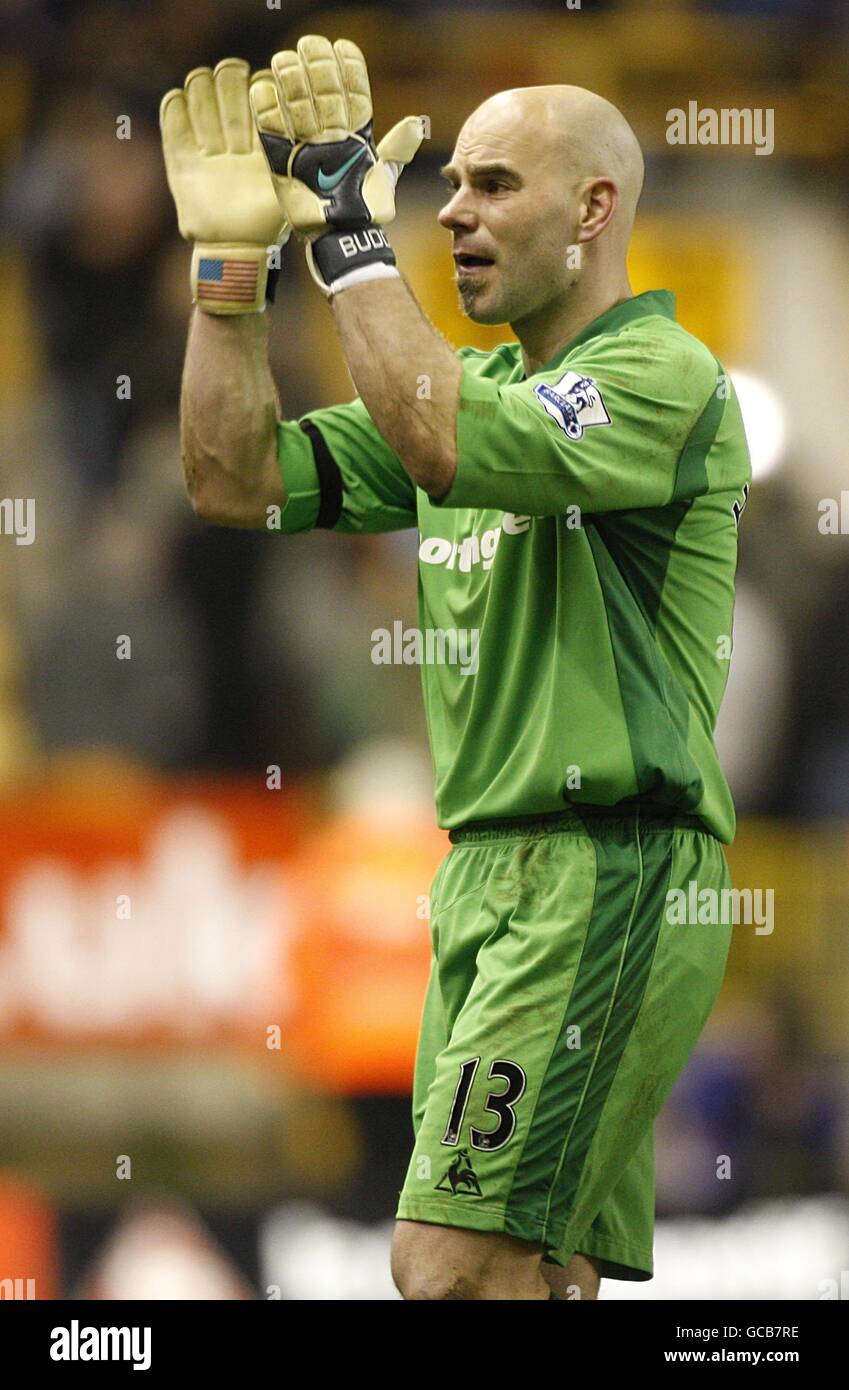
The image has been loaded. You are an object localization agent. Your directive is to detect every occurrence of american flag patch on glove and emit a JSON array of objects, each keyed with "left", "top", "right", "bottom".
[{"left": 196, "top": 257, "right": 259, "bottom": 305}]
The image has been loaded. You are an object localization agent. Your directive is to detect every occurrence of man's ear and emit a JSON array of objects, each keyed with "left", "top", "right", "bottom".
[{"left": 576, "top": 177, "right": 619, "bottom": 244}]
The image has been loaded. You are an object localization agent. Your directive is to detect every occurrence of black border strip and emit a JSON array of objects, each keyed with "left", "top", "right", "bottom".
[{"left": 299, "top": 419, "right": 343, "bottom": 529}]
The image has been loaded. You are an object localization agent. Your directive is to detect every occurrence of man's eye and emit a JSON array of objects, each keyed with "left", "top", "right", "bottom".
[{"left": 486, "top": 180, "right": 508, "bottom": 194}]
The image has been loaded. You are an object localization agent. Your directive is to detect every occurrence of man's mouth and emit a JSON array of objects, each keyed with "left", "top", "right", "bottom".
[{"left": 454, "top": 253, "right": 495, "bottom": 275}]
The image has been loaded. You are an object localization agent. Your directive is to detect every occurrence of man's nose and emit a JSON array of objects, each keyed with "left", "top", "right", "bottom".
[{"left": 437, "top": 188, "right": 476, "bottom": 230}]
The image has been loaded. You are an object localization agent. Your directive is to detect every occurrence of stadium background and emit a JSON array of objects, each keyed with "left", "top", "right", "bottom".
[{"left": 0, "top": 0, "right": 848, "bottom": 1299}]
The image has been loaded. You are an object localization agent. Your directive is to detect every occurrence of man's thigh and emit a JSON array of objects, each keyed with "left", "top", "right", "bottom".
[
  {"left": 391, "top": 1221, "right": 550, "bottom": 1300},
  {"left": 397, "top": 814, "right": 732, "bottom": 1280}
]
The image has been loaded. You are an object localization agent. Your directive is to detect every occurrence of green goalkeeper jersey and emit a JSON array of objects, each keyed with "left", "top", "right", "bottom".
[{"left": 276, "top": 289, "right": 750, "bottom": 842}]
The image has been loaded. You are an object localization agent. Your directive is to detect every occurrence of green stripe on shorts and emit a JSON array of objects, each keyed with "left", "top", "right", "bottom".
[{"left": 504, "top": 817, "right": 673, "bottom": 1239}]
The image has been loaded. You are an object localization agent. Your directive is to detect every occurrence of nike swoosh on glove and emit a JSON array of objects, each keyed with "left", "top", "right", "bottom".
[{"left": 250, "top": 34, "right": 423, "bottom": 295}]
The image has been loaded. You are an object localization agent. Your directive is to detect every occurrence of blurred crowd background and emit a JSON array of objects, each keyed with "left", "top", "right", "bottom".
[{"left": 0, "top": 0, "right": 848, "bottom": 1299}]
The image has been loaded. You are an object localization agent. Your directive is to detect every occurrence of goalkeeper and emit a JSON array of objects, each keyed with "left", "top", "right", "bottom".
[{"left": 161, "top": 38, "right": 750, "bottom": 1301}]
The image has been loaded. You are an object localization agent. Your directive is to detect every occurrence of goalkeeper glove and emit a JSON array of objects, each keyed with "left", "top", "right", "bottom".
[
  {"left": 160, "top": 58, "right": 290, "bottom": 314},
  {"left": 249, "top": 35, "right": 423, "bottom": 296}
]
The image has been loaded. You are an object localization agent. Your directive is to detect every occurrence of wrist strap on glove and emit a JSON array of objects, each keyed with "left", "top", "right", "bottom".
[
  {"left": 307, "top": 227, "right": 401, "bottom": 296},
  {"left": 191, "top": 243, "right": 271, "bottom": 315}
]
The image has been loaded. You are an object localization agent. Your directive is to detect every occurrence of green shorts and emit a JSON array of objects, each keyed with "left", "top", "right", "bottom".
[{"left": 395, "top": 806, "right": 733, "bottom": 1281}]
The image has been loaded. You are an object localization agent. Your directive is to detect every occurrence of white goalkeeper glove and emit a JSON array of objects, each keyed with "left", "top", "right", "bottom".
[
  {"left": 160, "top": 58, "right": 291, "bottom": 314},
  {"left": 249, "top": 35, "right": 423, "bottom": 296}
]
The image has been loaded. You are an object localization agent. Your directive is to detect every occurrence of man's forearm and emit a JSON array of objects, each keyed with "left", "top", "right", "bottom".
[
  {"left": 330, "top": 277, "right": 461, "bottom": 498},
  {"left": 181, "top": 309, "right": 285, "bottom": 526}
]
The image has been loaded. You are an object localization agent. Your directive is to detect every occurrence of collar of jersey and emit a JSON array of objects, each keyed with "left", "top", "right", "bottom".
[{"left": 521, "top": 289, "right": 677, "bottom": 379}]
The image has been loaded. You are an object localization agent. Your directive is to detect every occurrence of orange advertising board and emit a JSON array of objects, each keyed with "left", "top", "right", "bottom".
[{"left": 0, "top": 776, "right": 445, "bottom": 1092}]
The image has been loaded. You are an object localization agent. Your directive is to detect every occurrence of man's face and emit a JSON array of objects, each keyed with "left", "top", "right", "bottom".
[{"left": 437, "top": 106, "right": 578, "bottom": 326}]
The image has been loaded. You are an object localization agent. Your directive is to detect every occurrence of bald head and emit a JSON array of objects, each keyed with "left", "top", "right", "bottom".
[
  {"left": 439, "top": 84, "right": 643, "bottom": 338},
  {"left": 460, "top": 85, "right": 644, "bottom": 235}
]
